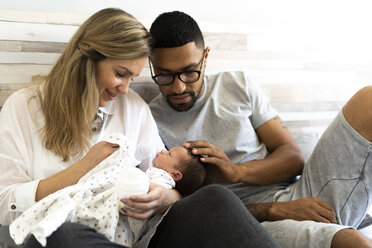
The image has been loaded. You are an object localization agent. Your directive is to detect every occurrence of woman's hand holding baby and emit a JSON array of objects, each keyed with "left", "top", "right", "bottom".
[{"left": 120, "top": 183, "right": 181, "bottom": 220}]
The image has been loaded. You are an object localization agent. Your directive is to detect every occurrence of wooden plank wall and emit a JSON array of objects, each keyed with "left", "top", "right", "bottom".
[{"left": 1, "top": 8, "right": 371, "bottom": 136}]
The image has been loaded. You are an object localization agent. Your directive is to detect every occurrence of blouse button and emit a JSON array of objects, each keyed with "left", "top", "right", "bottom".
[
  {"left": 92, "top": 127, "right": 97, "bottom": 132},
  {"left": 11, "top": 204, "right": 16, "bottom": 210},
  {"left": 97, "top": 109, "right": 101, "bottom": 114}
]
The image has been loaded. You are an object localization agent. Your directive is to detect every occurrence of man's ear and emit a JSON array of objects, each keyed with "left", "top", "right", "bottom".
[
  {"left": 205, "top": 46, "right": 210, "bottom": 59},
  {"left": 171, "top": 170, "right": 183, "bottom": 182},
  {"left": 203, "top": 46, "right": 210, "bottom": 68}
]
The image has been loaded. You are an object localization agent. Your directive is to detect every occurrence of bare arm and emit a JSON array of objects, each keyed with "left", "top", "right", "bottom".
[
  {"left": 246, "top": 198, "right": 337, "bottom": 223},
  {"left": 185, "top": 116, "right": 304, "bottom": 185},
  {"left": 238, "top": 116, "right": 304, "bottom": 184},
  {"left": 36, "top": 141, "right": 119, "bottom": 201}
]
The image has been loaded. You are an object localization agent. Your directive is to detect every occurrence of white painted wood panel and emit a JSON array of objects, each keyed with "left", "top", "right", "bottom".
[
  {"left": 0, "top": 51, "right": 59, "bottom": 64},
  {"left": 0, "top": 64, "right": 52, "bottom": 84},
  {"left": 0, "top": 9, "right": 86, "bottom": 25},
  {"left": 0, "top": 21, "right": 77, "bottom": 42}
]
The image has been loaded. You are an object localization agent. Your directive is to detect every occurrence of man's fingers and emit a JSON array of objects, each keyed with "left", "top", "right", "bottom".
[
  {"left": 183, "top": 140, "right": 215, "bottom": 149},
  {"left": 316, "top": 207, "right": 337, "bottom": 224},
  {"left": 310, "top": 198, "right": 337, "bottom": 223},
  {"left": 199, "top": 156, "right": 224, "bottom": 166},
  {"left": 191, "top": 147, "right": 223, "bottom": 158},
  {"left": 314, "top": 198, "right": 335, "bottom": 212}
]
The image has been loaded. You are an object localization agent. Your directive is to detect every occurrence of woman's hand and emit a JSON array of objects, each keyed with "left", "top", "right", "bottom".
[
  {"left": 120, "top": 182, "right": 181, "bottom": 220},
  {"left": 81, "top": 141, "right": 119, "bottom": 169},
  {"left": 36, "top": 141, "right": 119, "bottom": 201}
]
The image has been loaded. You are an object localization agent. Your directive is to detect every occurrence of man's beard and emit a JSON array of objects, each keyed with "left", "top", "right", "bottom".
[
  {"left": 166, "top": 81, "right": 204, "bottom": 112},
  {"left": 167, "top": 92, "right": 197, "bottom": 112}
]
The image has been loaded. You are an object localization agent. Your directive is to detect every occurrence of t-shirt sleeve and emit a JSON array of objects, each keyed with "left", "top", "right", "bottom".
[{"left": 245, "top": 75, "right": 278, "bottom": 129}]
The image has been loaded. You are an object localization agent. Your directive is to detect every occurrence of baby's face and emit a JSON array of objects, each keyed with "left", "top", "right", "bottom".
[{"left": 152, "top": 146, "right": 190, "bottom": 172}]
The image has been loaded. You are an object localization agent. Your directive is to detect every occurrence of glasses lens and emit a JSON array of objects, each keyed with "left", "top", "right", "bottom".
[
  {"left": 180, "top": 71, "right": 200, "bottom": 83},
  {"left": 155, "top": 75, "right": 174, "bottom": 85}
]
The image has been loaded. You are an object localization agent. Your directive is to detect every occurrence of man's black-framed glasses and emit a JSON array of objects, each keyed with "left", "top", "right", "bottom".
[{"left": 149, "top": 49, "right": 206, "bottom": 86}]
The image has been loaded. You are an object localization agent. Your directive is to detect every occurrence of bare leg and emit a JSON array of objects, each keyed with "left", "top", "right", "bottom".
[
  {"left": 343, "top": 86, "right": 372, "bottom": 142},
  {"left": 332, "top": 229, "right": 372, "bottom": 248}
]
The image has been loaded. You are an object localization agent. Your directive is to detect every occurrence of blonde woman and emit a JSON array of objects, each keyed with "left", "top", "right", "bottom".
[{"left": 0, "top": 8, "right": 279, "bottom": 248}]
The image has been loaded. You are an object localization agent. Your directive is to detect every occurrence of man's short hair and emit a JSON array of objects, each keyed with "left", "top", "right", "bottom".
[{"left": 150, "top": 11, "right": 205, "bottom": 50}]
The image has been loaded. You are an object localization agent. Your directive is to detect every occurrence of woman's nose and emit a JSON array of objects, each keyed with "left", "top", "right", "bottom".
[{"left": 117, "top": 80, "right": 130, "bottom": 95}]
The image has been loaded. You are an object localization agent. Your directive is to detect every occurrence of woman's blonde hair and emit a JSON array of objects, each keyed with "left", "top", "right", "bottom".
[{"left": 41, "top": 8, "right": 151, "bottom": 161}]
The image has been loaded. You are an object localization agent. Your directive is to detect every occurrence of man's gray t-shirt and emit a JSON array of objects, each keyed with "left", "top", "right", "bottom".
[
  {"left": 149, "top": 71, "right": 278, "bottom": 164},
  {"left": 150, "top": 70, "right": 371, "bottom": 247}
]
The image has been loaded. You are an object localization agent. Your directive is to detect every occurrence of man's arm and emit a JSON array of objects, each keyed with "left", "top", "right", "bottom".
[
  {"left": 247, "top": 120, "right": 338, "bottom": 223},
  {"left": 184, "top": 116, "right": 304, "bottom": 184},
  {"left": 246, "top": 198, "right": 337, "bottom": 223},
  {"left": 184, "top": 116, "right": 339, "bottom": 223},
  {"left": 240, "top": 115, "right": 303, "bottom": 184}
]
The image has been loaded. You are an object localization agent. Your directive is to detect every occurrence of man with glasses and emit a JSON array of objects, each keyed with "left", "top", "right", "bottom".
[
  {"left": 148, "top": 48, "right": 206, "bottom": 112},
  {"left": 148, "top": 11, "right": 372, "bottom": 248}
]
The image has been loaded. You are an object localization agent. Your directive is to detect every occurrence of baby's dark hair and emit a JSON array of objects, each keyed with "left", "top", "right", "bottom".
[
  {"left": 149, "top": 11, "right": 205, "bottom": 50},
  {"left": 175, "top": 149, "right": 206, "bottom": 196}
]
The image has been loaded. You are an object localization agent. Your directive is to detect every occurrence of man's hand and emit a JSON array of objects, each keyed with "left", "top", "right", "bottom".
[
  {"left": 184, "top": 140, "right": 241, "bottom": 183},
  {"left": 247, "top": 197, "right": 337, "bottom": 223}
]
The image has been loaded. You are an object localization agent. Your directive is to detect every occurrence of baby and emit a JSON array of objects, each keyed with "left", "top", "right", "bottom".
[
  {"left": 116, "top": 146, "right": 207, "bottom": 244},
  {"left": 150, "top": 146, "right": 207, "bottom": 195},
  {"left": 117, "top": 146, "right": 207, "bottom": 211}
]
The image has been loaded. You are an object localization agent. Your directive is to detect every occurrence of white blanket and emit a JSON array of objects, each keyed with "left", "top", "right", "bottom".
[{"left": 9, "top": 133, "right": 174, "bottom": 247}]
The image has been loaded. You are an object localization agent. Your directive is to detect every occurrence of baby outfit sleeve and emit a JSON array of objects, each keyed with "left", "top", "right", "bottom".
[{"left": 146, "top": 167, "right": 175, "bottom": 189}]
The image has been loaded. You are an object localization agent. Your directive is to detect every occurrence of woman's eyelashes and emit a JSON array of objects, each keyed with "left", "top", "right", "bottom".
[
  {"left": 115, "top": 71, "right": 136, "bottom": 82},
  {"left": 115, "top": 71, "right": 129, "bottom": 78}
]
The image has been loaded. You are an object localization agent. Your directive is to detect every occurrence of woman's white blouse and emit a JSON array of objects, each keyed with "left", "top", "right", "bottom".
[{"left": 0, "top": 86, "right": 164, "bottom": 225}]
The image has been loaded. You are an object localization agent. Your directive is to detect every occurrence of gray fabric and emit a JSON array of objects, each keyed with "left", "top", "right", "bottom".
[
  {"left": 147, "top": 185, "right": 280, "bottom": 248},
  {"left": 150, "top": 71, "right": 278, "bottom": 163},
  {"left": 24, "top": 222, "right": 127, "bottom": 248},
  {"left": 0, "top": 224, "right": 21, "bottom": 247},
  {"left": 226, "top": 112, "right": 372, "bottom": 247},
  {"left": 274, "top": 111, "right": 372, "bottom": 227},
  {"left": 358, "top": 214, "right": 372, "bottom": 230},
  {"left": 261, "top": 220, "right": 346, "bottom": 248}
]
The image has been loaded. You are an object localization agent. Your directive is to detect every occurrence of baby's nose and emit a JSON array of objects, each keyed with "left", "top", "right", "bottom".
[{"left": 161, "top": 149, "right": 167, "bottom": 154}]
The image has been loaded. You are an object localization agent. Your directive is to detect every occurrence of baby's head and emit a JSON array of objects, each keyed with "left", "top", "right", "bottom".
[{"left": 152, "top": 146, "right": 206, "bottom": 195}]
